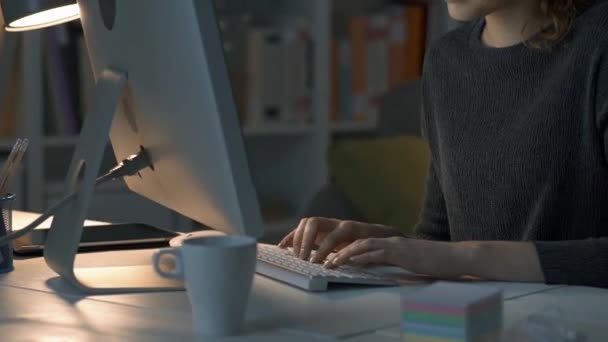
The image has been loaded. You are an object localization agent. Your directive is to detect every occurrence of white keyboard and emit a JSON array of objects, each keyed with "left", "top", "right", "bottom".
[{"left": 256, "top": 243, "right": 397, "bottom": 291}]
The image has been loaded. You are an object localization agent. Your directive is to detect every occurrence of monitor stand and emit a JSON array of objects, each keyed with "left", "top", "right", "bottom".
[{"left": 43, "top": 69, "right": 184, "bottom": 294}]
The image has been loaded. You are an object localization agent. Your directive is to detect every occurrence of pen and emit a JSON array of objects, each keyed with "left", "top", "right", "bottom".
[
  {"left": 0, "top": 139, "right": 22, "bottom": 192},
  {"left": 0, "top": 138, "right": 28, "bottom": 269},
  {"left": 0, "top": 138, "right": 28, "bottom": 196}
]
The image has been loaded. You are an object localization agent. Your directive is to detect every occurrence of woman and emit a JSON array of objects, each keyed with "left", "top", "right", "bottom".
[{"left": 279, "top": 0, "right": 608, "bottom": 287}]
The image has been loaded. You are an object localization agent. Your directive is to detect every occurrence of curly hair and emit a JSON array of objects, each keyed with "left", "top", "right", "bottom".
[{"left": 530, "top": 0, "right": 591, "bottom": 48}]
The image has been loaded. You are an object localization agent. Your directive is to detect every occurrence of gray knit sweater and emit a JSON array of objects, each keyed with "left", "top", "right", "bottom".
[{"left": 415, "top": 1, "right": 608, "bottom": 287}]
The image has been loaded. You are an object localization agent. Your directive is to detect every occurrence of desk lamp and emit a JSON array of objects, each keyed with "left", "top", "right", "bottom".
[{"left": 1, "top": 0, "right": 80, "bottom": 31}]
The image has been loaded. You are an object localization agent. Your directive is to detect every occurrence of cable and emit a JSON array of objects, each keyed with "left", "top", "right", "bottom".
[
  {"left": 0, "top": 174, "right": 113, "bottom": 246},
  {"left": 0, "top": 149, "right": 153, "bottom": 246}
]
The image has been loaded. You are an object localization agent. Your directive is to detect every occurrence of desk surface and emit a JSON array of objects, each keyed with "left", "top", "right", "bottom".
[
  {"left": 4, "top": 211, "right": 606, "bottom": 340},
  {"left": 0, "top": 249, "right": 606, "bottom": 341}
]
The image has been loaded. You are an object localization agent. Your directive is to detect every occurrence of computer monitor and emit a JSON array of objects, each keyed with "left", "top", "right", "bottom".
[{"left": 43, "top": 0, "right": 264, "bottom": 293}]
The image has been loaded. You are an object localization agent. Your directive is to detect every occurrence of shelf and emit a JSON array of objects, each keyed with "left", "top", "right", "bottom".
[
  {"left": 0, "top": 138, "right": 17, "bottom": 150},
  {"left": 330, "top": 121, "right": 377, "bottom": 133},
  {"left": 44, "top": 136, "right": 80, "bottom": 147},
  {"left": 242, "top": 123, "right": 314, "bottom": 137},
  {"left": 40, "top": 123, "right": 315, "bottom": 147}
]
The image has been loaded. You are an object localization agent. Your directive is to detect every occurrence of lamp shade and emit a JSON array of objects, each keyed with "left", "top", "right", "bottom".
[{"left": 1, "top": 0, "right": 79, "bottom": 32}]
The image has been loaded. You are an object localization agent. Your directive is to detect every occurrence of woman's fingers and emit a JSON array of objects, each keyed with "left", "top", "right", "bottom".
[
  {"left": 311, "top": 221, "right": 359, "bottom": 263},
  {"left": 346, "top": 250, "right": 387, "bottom": 266},
  {"left": 291, "top": 218, "right": 309, "bottom": 257},
  {"left": 325, "top": 238, "right": 385, "bottom": 268},
  {"left": 298, "top": 218, "right": 321, "bottom": 260},
  {"left": 280, "top": 217, "right": 341, "bottom": 258},
  {"left": 278, "top": 230, "right": 296, "bottom": 248},
  {"left": 280, "top": 218, "right": 393, "bottom": 264}
]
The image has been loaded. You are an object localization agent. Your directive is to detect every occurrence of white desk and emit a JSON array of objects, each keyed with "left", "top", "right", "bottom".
[
  {"left": 0, "top": 247, "right": 605, "bottom": 341},
  {"left": 4, "top": 212, "right": 606, "bottom": 340}
]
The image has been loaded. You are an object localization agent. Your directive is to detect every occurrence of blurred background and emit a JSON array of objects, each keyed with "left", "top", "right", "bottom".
[{"left": 0, "top": 0, "right": 457, "bottom": 242}]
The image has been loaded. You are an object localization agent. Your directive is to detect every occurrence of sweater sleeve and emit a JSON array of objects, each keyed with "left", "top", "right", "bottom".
[
  {"left": 534, "top": 239, "right": 608, "bottom": 288},
  {"left": 535, "top": 47, "right": 608, "bottom": 289},
  {"left": 599, "top": 51, "right": 608, "bottom": 162},
  {"left": 413, "top": 89, "right": 451, "bottom": 241},
  {"left": 414, "top": 163, "right": 451, "bottom": 241}
]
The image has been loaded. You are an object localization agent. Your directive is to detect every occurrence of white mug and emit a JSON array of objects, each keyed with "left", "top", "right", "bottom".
[{"left": 152, "top": 235, "right": 257, "bottom": 337}]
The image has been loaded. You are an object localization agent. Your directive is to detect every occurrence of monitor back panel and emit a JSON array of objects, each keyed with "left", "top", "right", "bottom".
[{"left": 78, "top": 0, "right": 263, "bottom": 237}]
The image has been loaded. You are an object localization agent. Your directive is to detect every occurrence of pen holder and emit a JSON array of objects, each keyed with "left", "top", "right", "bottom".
[{"left": 0, "top": 193, "right": 15, "bottom": 273}]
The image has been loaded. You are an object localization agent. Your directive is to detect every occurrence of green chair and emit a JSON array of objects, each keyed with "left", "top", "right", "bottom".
[{"left": 303, "top": 80, "right": 429, "bottom": 235}]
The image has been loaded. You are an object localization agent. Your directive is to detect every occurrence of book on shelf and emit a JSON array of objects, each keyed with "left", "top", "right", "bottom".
[
  {"left": 403, "top": 3, "right": 427, "bottom": 81},
  {"left": 42, "top": 24, "right": 86, "bottom": 137},
  {"left": 330, "top": 2, "right": 427, "bottom": 125},
  {"left": 281, "top": 21, "right": 313, "bottom": 125},
  {"left": 349, "top": 15, "right": 370, "bottom": 123},
  {"left": 243, "top": 19, "right": 313, "bottom": 129},
  {"left": 388, "top": 5, "right": 407, "bottom": 87},
  {"left": 0, "top": 32, "right": 20, "bottom": 139},
  {"left": 336, "top": 40, "right": 354, "bottom": 123},
  {"left": 330, "top": 39, "right": 341, "bottom": 123},
  {"left": 219, "top": 13, "right": 252, "bottom": 121},
  {"left": 0, "top": 58, "right": 19, "bottom": 139},
  {"left": 43, "top": 26, "right": 80, "bottom": 136},
  {"left": 246, "top": 27, "right": 283, "bottom": 125},
  {"left": 366, "top": 14, "right": 390, "bottom": 123}
]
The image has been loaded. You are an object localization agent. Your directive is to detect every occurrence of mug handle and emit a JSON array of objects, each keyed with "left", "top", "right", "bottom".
[{"left": 152, "top": 248, "right": 184, "bottom": 280}]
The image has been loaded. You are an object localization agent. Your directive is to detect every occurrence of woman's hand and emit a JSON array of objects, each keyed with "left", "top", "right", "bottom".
[
  {"left": 325, "top": 237, "right": 476, "bottom": 280},
  {"left": 324, "top": 237, "right": 546, "bottom": 283},
  {"left": 278, "top": 217, "right": 403, "bottom": 263},
  {"left": 325, "top": 236, "right": 417, "bottom": 269},
  {"left": 280, "top": 219, "right": 543, "bottom": 282}
]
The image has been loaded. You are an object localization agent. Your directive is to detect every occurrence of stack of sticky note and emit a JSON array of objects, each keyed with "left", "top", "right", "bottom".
[{"left": 401, "top": 282, "right": 503, "bottom": 342}]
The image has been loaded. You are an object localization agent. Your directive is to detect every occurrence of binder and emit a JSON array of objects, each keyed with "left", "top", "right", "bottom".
[
  {"left": 388, "top": 5, "right": 407, "bottom": 87},
  {"left": 404, "top": 4, "right": 427, "bottom": 81},
  {"left": 366, "top": 14, "right": 390, "bottom": 124},
  {"left": 349, "top": 15, "right": 369, "bottom": 122},
  {"left": 330, "top": 38, "right": 341, "bottom": 122}
]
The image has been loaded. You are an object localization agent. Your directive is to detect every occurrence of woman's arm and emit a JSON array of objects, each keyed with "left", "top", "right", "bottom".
[
  {"left": 471, "top": 239, "right": 608, "bottom": 287},
  {"left": 325, "top": 237, "right": 545, "bottom": 282},
  {"left": 460, "top": 241, "right": 545, "bottom": 282},
  {"left": 413, "top": 164, "right": 451, "bottom": 241},
  {"left": 599, "top": 50, "right": 608, "bottom": 162},
  {"left": 327, "top": 237, "right": 608, "bottom": 287}
]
